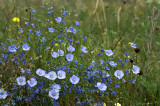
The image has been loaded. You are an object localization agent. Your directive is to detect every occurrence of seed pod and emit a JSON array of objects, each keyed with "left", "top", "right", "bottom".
[{"left": 135, "top": 48, "right": 140, "bottom": 53}]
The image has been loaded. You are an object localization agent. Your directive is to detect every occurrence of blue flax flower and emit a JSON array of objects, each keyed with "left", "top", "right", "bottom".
[
  {"left": 27, "top": 78, "right": 37, "bottom": 87},
  {"left": 114, "top": 70, "right": 124, "bottom": 79},
  {"left": 22, "top": 43, "right": 30, "bottom": 51},
  {"left": 57, "top": 70, "right": 66, "bottom": 79},
  {"left": 52, "top": 52, "right": 58, "bottom": 58},
  {"left": 16, "top": 76, "right": 26, "bottom": 86},
  {"left": 132, "top": 65, "right": 140, "bottom": 74},
  {"left": 31, "top": 24, "right": 34, "bottom": 28},
  {"left": 109, "top": 61, "right": 117, "bottom": 67},
  {"left": 21, "top": 68, "right": 25, "bottom": 73},
  {"left": 57, "top": 49, "right": 64, "bottom": 56},
  {"left": 95, "top": 82, "right": 107, "bottom": 92},
  {"left": 36, "top": 30, "right": 41, "bottom": 36},
  {"left": 81, "top": 46, "right": 88, "bottom": 53},
  {"left": 36, "top": 69, "right": 46, "bottom": 76},
  {"left": 70, "top": 75, "right": 80, "bottom": 84},
  {"left": 67, "top": 45, "right": 75, "bottom": 52},
  {"left": 66, "top": 53, "right": 74, "bottom": 61},
  {"left": 49, "top": 90, "right": 59, "bottom": 100},
  {"left": 25, "top": 22, "right": 29, "bottom": 26},
  {"left": 41, "top": 37, "right": 46, "bottom": 42},
  {"left": 48, "top": 27, "right": 54, "bottom": 32},
  {"left": 0, "top": 88, "right": 8, "bottom": 99},
  {"left": 62, "top": 10, "right": 68, "bottom": 17},
  {"left": 50, "top": 84, "right": 61, "bottom": 92},
  {"left": 131, "top": 43, "right": 137, "bottom": 48},
  {"left": 8, "top": 45, "right": 17, "bottom": 52},
  {"left": 45, "top": 71, "right": 57, "bottom": 81},
  {"left": 68, "top": 27, "right": 78, "bottom": 34},
  {"left": 55, "top": 17, "right": 62, "bottom": 23},
  {"left": 105, "top": 49, "right": 113, "bottom": 56},
  {"left": 32, "top": 10, "right": 36, "bottom": 14},
  {"left": 75, "top": 21, "right": 80, "bottom": 26}
]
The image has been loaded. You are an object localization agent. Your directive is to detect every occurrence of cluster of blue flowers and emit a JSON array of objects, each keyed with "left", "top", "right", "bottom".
[{"left": 0, "top": 3, "right": 141, "bottom": 106}]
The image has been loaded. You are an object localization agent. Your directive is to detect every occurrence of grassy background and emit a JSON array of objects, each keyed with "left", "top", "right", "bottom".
[{"left": 0, "top": 0, "right": 160, "bottom": 105}]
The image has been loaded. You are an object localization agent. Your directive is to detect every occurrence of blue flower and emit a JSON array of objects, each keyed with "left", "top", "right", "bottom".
[
  {"left": 132, "top": 65, "right": 140, "bottom": 74},
  {"left": 105, "top": 49, "right": 113, "bottom": 56},
  {"left": 48, "top": 7, "right": 53, "bottom": 11},
  {"left": 22, "top": 43, "right": 30, "bottom": 51},
  {"left": 129, "top": 79, "right": 136, "bottom": 83},
  {"left": 70, "top": 75, "right": 80, "bottom": 84},
  {"left": 8, "top": 45, "right": 17, "bottom": 52},
  {"left": 16, "top": 76, "right": 26, "bottom": 86},
  {"left": 99, "top": 60, "right": 103, "bottom": 65},
  {"left": 126, "top": 69, "right": 131, "bottom": 74},
  {"left": 26, "top": 69, "right": 31, "bottom": 74},
  {"left": 131, "top": 43, "right": 137, "bottom": 48},
  {"left": 83, "top": 36, "right": 87, "bottom": 41},
  {"left": 62, "top": 10, "right": 68, "bottom": 17},
  {"left": 18, "top": 52, "right": 23, "bottom": 59},
  {"left": 48, "top": 27, "right": 54, "bottom": 33},
  {"left": 49, "top": 90, "right": 59, "bottom": 100},
  {"left": 65, "top": 54, "right": 74, "bottom": 61},
  {"left": 45, "top": 71, "right": 57, "bottom": 81},
  {"left": 41, "top": 37, "right": 46, "bottom": 42},
  {"left": 25, "top": 22, "right": 29, "bottom": 26},
  {"left": 122, "top": 79, "right": 126, "bottom": 83},
  {"left": 114, "top": 70, "right": 124, "bottom": 79},
  {"left": 62, "top": 20, "right": 65, "bottom": 24},
  {"left": 57, "top": 70, "right": 66, "bottom": 79},
  {"left": 21, "top": 68, "right": 25, "bottom": 73},
  {"left": 81, "top": 46, "right": 88, "bottom": 53},
  {"left": 27, "top": 78, "right": 37, "bottom": 87},
  {"left": 68, "top": 27, "right": 75, "bottom": 32},
  {"left": 31, "top": 24, "right": 34, "bottom": 28},
  {"left": 36, "top": 69, "right": 46, "bottom": 76},
  {"left": 57, "top": 49, "right": 64, "bottom": 56},
  {"left": 0, "top": 88, "right": 8, "bottom": 99},
  {"left": 46, "top": 46, "right": 50, "bottom": 51},
  {"left": 68, "top": 27, "right": 78, "bottom": 34},
  {"left": 75, "top": 21, "right": 80, "bottom": 26},
  {"left": 102, "top": 71, "right": 110, "bottom": 78},
  {"left": 28, "top": 29, "right": 32, "bottom": 34},
  {"left": 18, "top": 28, "right": 23, "bottom": 33},
  {"left": 46, "top": 19, "right": 49, "bottom": 22},
  {"left": 51, "top": 52, "right": 58, "bottom": 58},
  {"left": 32, "top": 10, "right": 36, "bottom": 14},
  {"left": 67, "top": 45, "right": 75, "bottom": 52},
  {"left": 95, "top": 82, "right": 107, "bottom": 92},
  {"left": 114, "top": 84, "right": 120, "bottom": 88},
  {"left": 50, "top": 84, "right": 61, "bottom": 92},
  {"left": 55, "top": 17, "right": 62, "bottom": 23},
  {"left": 109, "top": 61, "right": 117, "bottom": 67},
  {"left": 36, "top": 30, "right": 41, "bottom": 36}
]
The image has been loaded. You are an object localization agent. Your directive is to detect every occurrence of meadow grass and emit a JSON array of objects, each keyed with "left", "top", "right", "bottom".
[{"left": 0, "top": 0, "right": 160, "bottom": 105}]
